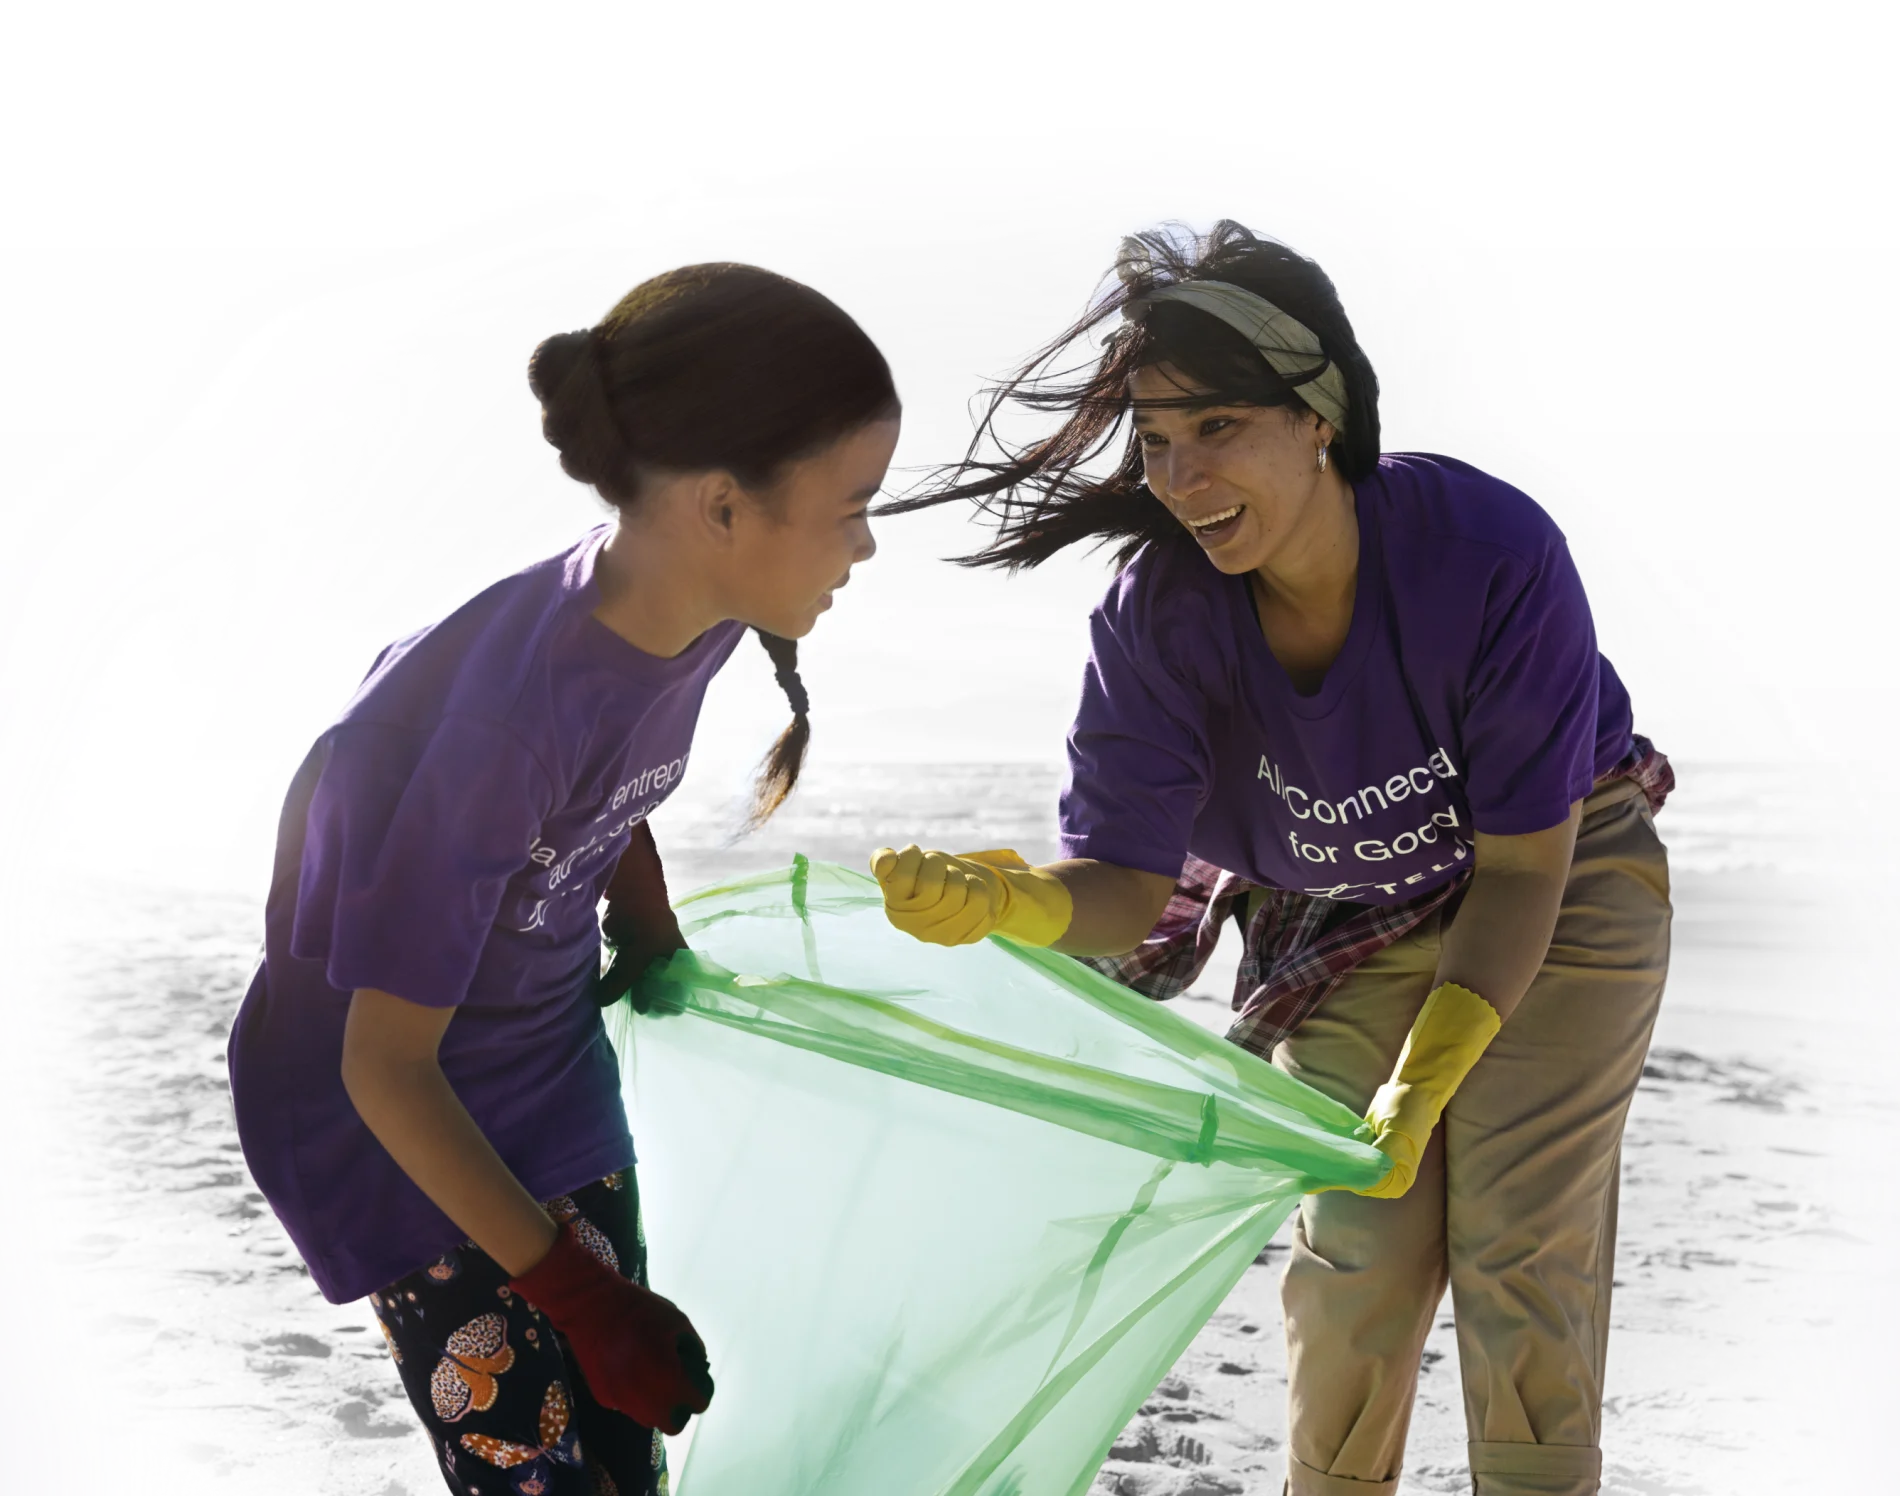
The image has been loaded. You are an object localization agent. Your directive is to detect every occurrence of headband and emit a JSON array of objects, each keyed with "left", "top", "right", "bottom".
[{"left": 1117, "top": 252, "right": 1350, "bottom": 433}]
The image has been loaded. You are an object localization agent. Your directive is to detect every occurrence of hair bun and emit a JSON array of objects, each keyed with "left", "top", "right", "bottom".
[
  {"left": 528, "top": 330, "right": 627, "bottom": 491},
  {"left": 527, "top": 330, "right": 592, "bottom": 404}
]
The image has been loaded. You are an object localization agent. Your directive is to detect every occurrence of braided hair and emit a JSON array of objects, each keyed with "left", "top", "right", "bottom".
[{"left": 749, "top": 629, "right": 810, "bottom": 826}]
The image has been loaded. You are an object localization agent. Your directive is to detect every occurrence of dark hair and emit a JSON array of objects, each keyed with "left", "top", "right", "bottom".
[
  {"left": 528, "top": 263, "right": 898, "bottom": 823},
  {"left": 883, "top": 221, "right": 1380, "bottom": 569}
]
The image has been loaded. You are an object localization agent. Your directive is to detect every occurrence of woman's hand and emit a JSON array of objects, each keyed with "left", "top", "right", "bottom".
[
  {"left": 1346, "top": 981, "right": 1502, "bottom": 1198},
  {"left": 869, "top": 847, "right": 1073, "bottom": 946},
  {"left": 868, "top": 848, "right": 1173, "bottom": 956},
  {"left": 1333, "top": 801, "right": 1582, "bottom": 1199}
]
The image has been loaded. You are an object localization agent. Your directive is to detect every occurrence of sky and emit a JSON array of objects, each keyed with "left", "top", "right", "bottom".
[{"left": 2, "top": 1, "right": 1896, "bottom": 893}]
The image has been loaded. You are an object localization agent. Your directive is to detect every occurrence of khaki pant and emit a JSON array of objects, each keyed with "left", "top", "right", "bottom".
[{"left": 1272, "top": 778, "right": 1671, "bottom": 1496}]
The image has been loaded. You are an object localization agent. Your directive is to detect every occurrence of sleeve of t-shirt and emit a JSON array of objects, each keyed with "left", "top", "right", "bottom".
[
  {"left": 1058, "top": 573, "right": 1214, "bottom": 880},
  {"left": 289, "top": 718, "right": 557, "bottom": 1007},
  {"left": 1460, "top": 537, "right": 1602, "bottom": 836}
]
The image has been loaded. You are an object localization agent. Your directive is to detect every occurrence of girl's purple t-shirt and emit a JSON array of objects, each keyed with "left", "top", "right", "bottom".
[
  {"left": 229, "top": 528, "right": 744, "bottom": 1303},
  {"left": 1060, "top": 453, "right": 1635, "bottom": 903}
]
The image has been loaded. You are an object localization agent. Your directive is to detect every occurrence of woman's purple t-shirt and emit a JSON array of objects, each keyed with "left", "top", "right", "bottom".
[
  {"left": 1059, "top": 454, "right": 1635, "bottom": 903},
  {"left": 229, "top": 528, "right": 744, "bottom": 1303}
]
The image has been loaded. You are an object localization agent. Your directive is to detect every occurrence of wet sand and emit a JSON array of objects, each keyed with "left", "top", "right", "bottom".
[{"left": 9, "top": 764, "right": 1892, "bottom": 1495}]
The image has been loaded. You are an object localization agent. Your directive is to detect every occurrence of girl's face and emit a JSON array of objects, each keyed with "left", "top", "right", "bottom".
[
  {"left": 727, "top": 415, "right": 897, "bottom": 638},
  {"left": 1129, "top": 364, "right": 1334, "bottom": 576}
]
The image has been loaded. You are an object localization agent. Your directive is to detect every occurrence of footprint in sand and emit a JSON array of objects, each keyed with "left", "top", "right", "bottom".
[
  {"left": 334, "top": 1399, "right": 415, "bottom": 1439},
  {"left": 61, "top": 1231, "right": 126, "bottom": 1262},
  {"left": 179, "top": 1444, "right": 248, "bottom": 1482},
  {"left": 1139, "top": 1375, "right": 1195, "bottom": 1418},
  {"left": 1596, "top": 1459, "right": 1717, "bottom": 1496},
  {"left": 1093, "top": 1468, "right": 1245, "bottom": 1496},
  {"left": 1100, "top": 1376, "right": 1248, "bottom": 1496},
  {"left": 1639, "top": 1048, "right": 1801, "bottom": 1111},
  {"left": 254, "top": 1331, "right": 332, "bottom": 1358},
  {"left": 1601, "top": 1388, "right": 1692, "bottom": 1418},
  {"left": 88, "top": 1307, "right": 156, "bottom": 1330}
]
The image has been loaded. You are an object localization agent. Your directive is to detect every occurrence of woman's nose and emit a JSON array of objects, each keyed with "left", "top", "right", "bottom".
[
  {"left": 854, "top": 522, "right": 878, "bottom": 564},
  {"left": 1163, "top": 451, "right": 1209, "bottom": 502}
]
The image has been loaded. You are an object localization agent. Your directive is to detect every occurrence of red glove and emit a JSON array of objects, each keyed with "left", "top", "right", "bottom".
[{"left": 508, "top": 1225, "right": 714, "bottom": 1434}]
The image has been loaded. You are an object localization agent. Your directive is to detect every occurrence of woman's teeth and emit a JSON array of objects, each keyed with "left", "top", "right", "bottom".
[{"left": 1187, "top": 506, "right": 1242, "bottom": 531}]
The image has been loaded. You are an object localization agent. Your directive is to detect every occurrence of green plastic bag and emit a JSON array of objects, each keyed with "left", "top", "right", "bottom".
[{"left": 607, "top": 858, "right": 1388, "bottom": 1496}]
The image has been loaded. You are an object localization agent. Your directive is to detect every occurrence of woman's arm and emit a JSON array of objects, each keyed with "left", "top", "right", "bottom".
[
  {"left": 1435, "top": 801, "right": 1583, "bottom": 1020},
  {"left": 1046, "top": 859, "right": 1176, "bottom": 956},
  {"left": 340, "top": 987, "right": 558, "bottom": 1275},
  {"left": 869, "top": 846, "right": 1172, "bottom": 955},
  {"left": 1326, "top": 801, "right": 1583, "bottom": 1200}
]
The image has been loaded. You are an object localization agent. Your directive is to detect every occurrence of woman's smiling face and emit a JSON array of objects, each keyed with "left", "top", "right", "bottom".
[{"left": 1130, "top": 363, "right": 1336, "bottom": 575}]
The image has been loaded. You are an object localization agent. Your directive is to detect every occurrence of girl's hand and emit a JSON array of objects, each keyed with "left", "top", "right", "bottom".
[
  {"left": 595, "top": 909, "right": 686, "bottom": 1012},
  {"left": 508, "top": 1225, "right": 714, "bottom": 1434},
  {"left": 594, "top": 820, "right": 687, "bottom": 1009}
]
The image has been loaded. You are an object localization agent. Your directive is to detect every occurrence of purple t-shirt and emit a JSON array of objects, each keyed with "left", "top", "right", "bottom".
[
  {"left": 1060, "top": 453, "right": 1634, "bottom": 904},
  {"left": 229, "top": 528, "right": 744, "bottom": 1302}
]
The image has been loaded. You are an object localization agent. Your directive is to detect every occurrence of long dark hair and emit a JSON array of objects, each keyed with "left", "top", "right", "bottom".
[
  {"left": 884, "top": 221, "right": 1379, "bottom": 570},
  {"left": 527, "top": 263, "right": 898, "bottom": 823}
]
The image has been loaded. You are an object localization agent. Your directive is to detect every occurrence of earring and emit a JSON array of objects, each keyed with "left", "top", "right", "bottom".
[{"left": 1316, "top": 444, "right": 1329, "bottom": 473}]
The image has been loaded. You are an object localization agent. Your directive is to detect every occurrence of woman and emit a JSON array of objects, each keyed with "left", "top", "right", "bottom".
[
  {"left": 871, "top": 223, "right": 1668, "bottom": 1496},
  {"left": 228, "top": 262, "right": 898, "bottom": 1495}
]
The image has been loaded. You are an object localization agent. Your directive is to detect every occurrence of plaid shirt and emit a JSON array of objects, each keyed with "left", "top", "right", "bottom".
[{"left": 1081, "top": 737, "right": 1674, "bottom": 1060}]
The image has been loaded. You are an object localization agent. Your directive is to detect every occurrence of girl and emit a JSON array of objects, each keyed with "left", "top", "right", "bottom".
[
  {"left": 229, "top": 263, "right": 898, "bottom": 1495},
  {"left": 871, "top": 223, "right": 1669, "bottom": 1496}
]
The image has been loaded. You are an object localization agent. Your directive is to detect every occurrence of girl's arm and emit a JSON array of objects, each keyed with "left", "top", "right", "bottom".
[
  {"left": 340, "top": 987, "right": 558, "bottom": 1275},
  {"left": 1434, "top": 801, "right": 1582, "bottom": 1021},
  {"left": 595, "top": 820, "right": 687, "bottom": 1006}
]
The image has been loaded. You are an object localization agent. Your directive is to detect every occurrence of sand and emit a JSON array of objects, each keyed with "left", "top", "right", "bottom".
[{"left": 6, "top": 764, "right": 1892, "bottom": 1496}]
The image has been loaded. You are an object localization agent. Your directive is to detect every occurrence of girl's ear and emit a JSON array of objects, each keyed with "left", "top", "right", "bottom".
[{"left": 691, "top": 470, "right": 744, "bottom": 543}]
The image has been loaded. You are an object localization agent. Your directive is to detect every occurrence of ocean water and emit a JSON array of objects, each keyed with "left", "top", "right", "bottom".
[
  {"left": 656, "top": 760, "right": 1069, "bottom": 890},
  {"left": 639, "top": 754, "right": 1867, "bottom": 978},
  {"left": 649, "top": 756, "right": 1808, "bottom": 954}
]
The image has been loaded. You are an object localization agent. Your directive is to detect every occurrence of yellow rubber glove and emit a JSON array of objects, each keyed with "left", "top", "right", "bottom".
[
  {"left": 1346, "top": 982, "right": 1501, "bottom": 1200},
  {"left": 869, "top": 846, "right": 1074, "bottom": 948}
]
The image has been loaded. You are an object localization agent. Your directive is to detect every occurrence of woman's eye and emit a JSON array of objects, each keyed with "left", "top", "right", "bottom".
[
  {"left": 1199, "top": 418, "right": 1234, "bottom": 437},
  {"left": 1139, "top": 432, "right": 1166, "bottom": 449}
]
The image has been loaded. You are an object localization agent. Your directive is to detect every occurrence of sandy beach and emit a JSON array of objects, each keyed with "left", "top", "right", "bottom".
[{"left": 7, "top": 760, "right": 1892, "bottom": 1496}]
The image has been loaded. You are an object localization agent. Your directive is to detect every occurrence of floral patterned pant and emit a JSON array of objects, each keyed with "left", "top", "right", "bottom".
[{"left": 369, "top": 1171, "right": 668, "bottom": 1496}]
